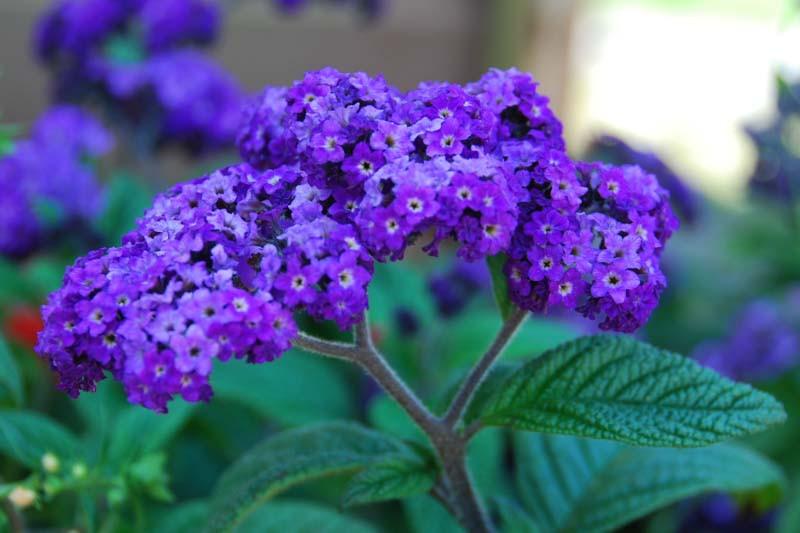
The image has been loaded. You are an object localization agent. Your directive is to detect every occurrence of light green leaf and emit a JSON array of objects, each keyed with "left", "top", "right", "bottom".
[
  {"left": 237, "top": 499, "right": 379, "bottom": 533},
  {"left": 96, "top": 173, "right": 152, "bottom": 244},
  {"left": 514, "top": 433, "right": 784, "bottom": 533},
  {"left": 153, "top": 501, "right": 208, "bottom": 533},
  {"left": 495, "top": 497, "right": 539, "bottom": 533},
  {"left": 212, "top": 352, "right": 356, "bottom": 427},
  {"left": 472, "top": 335, "right": 786, "bottom": 446},
  {"left": 106, "top": 401, "right": 196, "bottom": 465},
  {"left": 0, "top": 409, "right": 80, "bottom": 467},
  {"left": 487, "top": 254, "right": 514, "bottom": 320},
  {"left": 438, "top": 312, "right": 577, "bottom": 373},
  {"left": 207, "top": 421, "right": 407, "bottom": 532},
  {"left": 342, "top": 449, "right": 437, "bottom": 507},
  {"left": 404, "top": 494, "right": 462, "bottom": 533},
  {"left": 0, "top": 335, "right": 23, "bottom": 406}
]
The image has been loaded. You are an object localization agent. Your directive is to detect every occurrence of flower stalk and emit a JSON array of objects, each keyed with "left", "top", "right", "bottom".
[{"left": 294, "top": 309, "right": 529, "bottom": 533}]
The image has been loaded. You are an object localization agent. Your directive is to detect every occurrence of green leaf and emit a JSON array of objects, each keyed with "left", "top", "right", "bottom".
[
  {"left": 342, "top": 448, "right": 437, "bottom": 507},
  {"left": 514, "top": 432, "right": 784, "bottom": 533},
  {"left": 96, "top": 173, "right": 152, "bottom": 244},
  {"left": 207, "top": 421, "right": 407, "bottom": 532},
  {"left": 487, "top": 254, "right": 514, "bottom": 320},
  {"left": 404, "top": 494, "right": 462, "bottom": 533},
  {"left": 0, "top": 409, "right": 80, "bottom": 467},
  {"left": 495, "top": 497, "right": 539, "bottom": 533},
  {"left": 0, "top": 335, "right": 23, "bottom": 406},
  {"left": 438, "top": 312, "right": 577, "bottom": 373},
  {"left": 212, "top": 352, "right": 356, "bottom": 427},
  {"left": 106, "top": 401, "right": 195, "bottom": 465},
  {"left": 237, "top": 499, "right": 379, "bottom": 533},
  {"left": 128, "top": 452, "right": 173, "bottom": 502},
  {"left": 472, "top": 335, "right": 786, "bottom": 446},
  {"left": 153, "top": 501, "right": 208, "bottom": 533}
]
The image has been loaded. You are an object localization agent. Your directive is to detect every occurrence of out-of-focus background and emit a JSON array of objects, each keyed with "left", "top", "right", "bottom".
[{"left": 1, "top": 0, "right": 797, "bottom": 199}]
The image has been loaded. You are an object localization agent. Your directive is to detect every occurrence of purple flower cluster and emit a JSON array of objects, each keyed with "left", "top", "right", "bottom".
[
  {"left": 694, "top": 291, "right": 800, "bottom": 382},
  {"left": 35, "top": 0, "right": 243, "bottom": 154},
  {"left": 0, "top": 106, "right": 112, "bottom": 258},
  {"left": 586, "top": 134, "right": 699, "bottom": 223},
  {"left": 239, "top": 68, "right": 676, "bottom": 332},
  {"left": 38, "top": 68, "right": 677, "bottom": 411}
]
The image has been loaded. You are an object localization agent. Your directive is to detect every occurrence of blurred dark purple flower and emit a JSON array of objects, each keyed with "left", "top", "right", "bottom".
[
  {"left": 679, "top": 493, "right": 776, "bottom": 533},
  {"left": 35, "top": 0, "right": 240, "bottom": 155},
  {"left": 428, "top": 259, "right": 491, "bottom": 318},
  {"left": 746, "top": 78, "right": 800, "bottom": 206},
  {"left": 0, "top": 106, "right": 111, "bottom": 258},
  {"left": 586, "top": 135, "right": 699, "bottom": 224},
  {"left": 272, "top": 0, "right": 385, "bottom": 18},
  {"left": 394, "top": 307, "right": 420, "bottom": 336},
  {"left": 694, "top": 296, "right": 800, "bottom": 382}
]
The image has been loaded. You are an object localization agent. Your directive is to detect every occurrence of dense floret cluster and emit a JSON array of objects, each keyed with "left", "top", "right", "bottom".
[
  {"left": 35, "top": 0, "right": 243, "bottom": 153},
  {"left": 586, "top": 134, "right": 699, "bottom": 223},
  {"left": 0, "top": 106, "right": 112, "bottom": 258},
  {"left": 38, "top": 68, "right": 678, "bottom": 411}
]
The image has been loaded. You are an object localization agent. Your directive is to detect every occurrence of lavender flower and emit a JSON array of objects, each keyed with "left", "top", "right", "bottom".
[
  {"left": 0, "top": 106, "right": 111, "bottom": 258},
  {"left": 38, "top": 68, "right": 678, "bottom": 411},
  {"left": 694, "top": 294, "right": 800, "bottom": 382},
  {"left": 35, "top": 0, "right": 240, "bottom": 154},
  {"left": 586, "top": 134, "right": 699, "bottom": 223}
]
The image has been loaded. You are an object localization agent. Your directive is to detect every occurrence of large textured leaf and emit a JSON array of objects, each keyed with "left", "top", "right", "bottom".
[
  {"left": 404, "top": 494, "right": 462, "bottom": 533},
  {"left": 487, "top": 254, "right": 514, "bottom": 320},
  {"left": 0, "top": 409, "right": 80, "bottom": 467},
  {"left": 342, "top": 449, "right": 437, "bottom": 507},
  {"left": 514, "top": 433, "right": 784, "bottom": 533},
  {"left": 207, "top": 422, "right": 406, "bottom": 532},
  {"left": 495, "top": 497, "right": 539, "bottom": 533},
  {"left": 212, "top": 352, "right": 356, "bottom": 427},
  {"left": 472, "top": 335, "right": 786, "bottom": 446},
  {"left": 0, "top": 335, "right": 23, "bottom": 406},
  {"left": 237, "top": 499, "right": 379, "bottom": 533}
]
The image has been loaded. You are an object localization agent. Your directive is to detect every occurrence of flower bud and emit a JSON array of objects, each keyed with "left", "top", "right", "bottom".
[
  {"left": 41, "top": 452, "right": 60, "bottom": 473},
  {"left": 8, "top": 486, "right": 36, "bottom": 508}
]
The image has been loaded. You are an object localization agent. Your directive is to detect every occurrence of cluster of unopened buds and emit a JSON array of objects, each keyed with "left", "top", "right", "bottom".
[{"left": 37, "top": 67, "right": 678, "bottom": 412}]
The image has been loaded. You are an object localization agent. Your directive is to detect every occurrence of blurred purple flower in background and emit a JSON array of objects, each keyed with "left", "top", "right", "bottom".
[
  {"left": 428, "top": 259, "right": 491, "bottom": 318},
  {"left": 679, "top": 493, "right": 776, "bottom": 533},
  {"left": 586, "top": 134, "right": 700, "bottom": 224},
  {"left": 694, "top": 290, "right": 800, "bottom": 382},
  {"left": 34, "top": 0, "right": 243, "bottom": 155},
  {"left": 746, "top": 80, "right": 800, "bottom": 207},
  {"left": 0, "top": 106, "right": 111, "bottom": 259}
]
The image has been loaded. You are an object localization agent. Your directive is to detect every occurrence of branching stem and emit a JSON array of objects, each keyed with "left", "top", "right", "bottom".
[{"left": 293, "top": 309, "right": 528, "bottom": 533}]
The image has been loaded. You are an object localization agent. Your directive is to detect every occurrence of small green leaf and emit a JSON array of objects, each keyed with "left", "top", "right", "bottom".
[
  {"left": 405, "top": 494, "right": 462, "bottom": 533},
  {"left": 128, "top": 452, "right": 173, "bottom": 502},
  {"left": 342, "top": 449, "right": 437, "bottom": 507},
  {"left": 106, "top": 401, "right": 196, "bottom": 465},
  {"left": 96, "top": 173, "right": 152, "bottom": 244},
  {"left": 495, "top": 497, "right": 539, "bottom": 533},
  {"left": 0, "top": 335, "right": 23, "bottom": 406},
  {"left": 153, "top": 501, "right": 208, "bottom": 533},
  {"left": 207, "top": 422, "right": 407, "bottom": 532},
  {"left": 514, "top": 433, "right": 784, "bottom": 533},
  {"left": 212, "top": 352, "right": 356, "bottom": 427},
  {"left": 237, "top": 499, "right": 379, "bottom": 533},
  {"left": 487, "top": 254, "right": 514, "bottom": 320},
  {"left": 472, "top": 335, "right": 786, "bottom": 446},
  {"left": 0, "top": 409, "right": 80, "bottom": 467}
]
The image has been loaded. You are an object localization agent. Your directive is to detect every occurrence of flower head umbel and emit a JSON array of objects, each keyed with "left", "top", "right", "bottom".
[
  {"left": 39, "top": 68, "right": 678, "bottom": 411},
  {"left": 35, "top": 0, "right": 242, "bottom": 154},
  {"left": 0, "top": 106, "right": 112, "bottom": 258},
  {"left": 586, "top": 134, "right": 699, "bottom": 223}
]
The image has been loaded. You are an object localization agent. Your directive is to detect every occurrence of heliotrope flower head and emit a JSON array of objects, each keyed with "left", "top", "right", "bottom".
[
  {"left": 586, "top": 134, "right": 699, "bottom": 223},
  {"left": 35, "top": 0, "right": 239, "bottom": 155},
  {"left": 39, "top": 67, "right": 678, "bottom": 411},
  {"left": 0, "top": 105, "right": 111, "bottom": 258}
]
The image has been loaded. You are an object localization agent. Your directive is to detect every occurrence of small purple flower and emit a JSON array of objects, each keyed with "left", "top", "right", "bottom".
[{"left": 591, "top": 266, "right": 639, "bottom": 304}]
